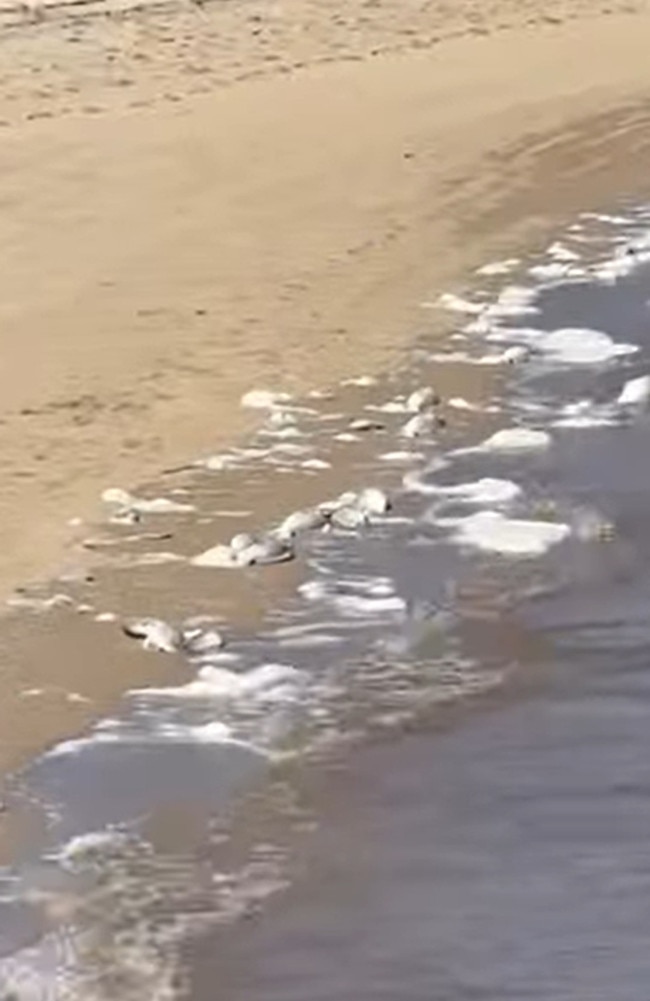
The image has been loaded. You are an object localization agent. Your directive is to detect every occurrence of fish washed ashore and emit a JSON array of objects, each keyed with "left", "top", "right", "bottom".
[
  {"left": 2, "top": 2, "right": 650, "bottom": 995},
  {"left": 0, "top": 2, "right": 649, "bottom": 591},
  {"left": 1, "top": 203, "right": 650, "bottom": 998}
]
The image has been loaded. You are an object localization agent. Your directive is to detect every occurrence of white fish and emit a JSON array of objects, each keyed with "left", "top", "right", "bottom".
[
  {"left": 236, "top": 535, "right": 294, "bottom": 566},
  {"left": 501, "top": 346, "right": 529, "bottom": 364},
  {"left": 401, "top": 412, "right": 438, "bottom": 439},
  {"left": 357, "top": 487, "right": 391, "bottom": 515},
  {"left": 230, "top": 532, "right": 255, "bottom": 553},
  {"left": 132, "top": 497, "right": 195, "bottom": 514},
  {"left": 181, "top": 626, "right": 225, "bottom": 656},
  {"left": 349, "top": 417, "right": 385, "bottom": 432},
  {"left": 122, "top": 618, "right": 180, "bottom": 653},
  {"left": 101, "top": 487, "right": 194, "bottom": 516},
  {"left": 328, "top": 504, "right": 369, "bottom": 530},
  {"left": 277, "top": 507, "right": 329, "bottom": 539},
  {"left": 406, "top": 387, "right": 440, "bottom": 412},
  {"left": 190, "top": 544, "right": 241, "bottom": 568}
]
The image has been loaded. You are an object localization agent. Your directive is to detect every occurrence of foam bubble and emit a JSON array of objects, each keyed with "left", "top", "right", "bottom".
[
  {"left": 241, "top": 389, "right": 291, "bottom": 409},
  {"left": 484, "top": 285, "right": 539, "bottom": 320},
  {"left": 477, "top": 428, "right": 552, "bottom": 453},
  {"left": 539, "top": 327, "right": 637, "bottom": 365},
  {"left": 427, "top": 477, "right": 522, "bottom": 507},
  {"left": 618, "top": 374, "right": 650, "bottom": 407},
  {"left": 436, "top": 292, "right": 484, "bottom": 314},
  {"left": 380, "top": 450, "right": 425, "bottom": 463},
  {"left": 449, "top": 510, "right": 570, "bottom": 556},
  {"left": 476, "top": 258, "right": 520, "bottom": 276},
  {"left": 547, "top": 241, "right": 581, "bottom": 262}
]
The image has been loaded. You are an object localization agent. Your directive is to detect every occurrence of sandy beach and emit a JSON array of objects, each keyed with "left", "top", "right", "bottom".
[
  {"left": 2, "top": 2, "right": 650, "bottom": 987},
  {"left": 0, "top": 0, "right": 649, "bottom": 596}
]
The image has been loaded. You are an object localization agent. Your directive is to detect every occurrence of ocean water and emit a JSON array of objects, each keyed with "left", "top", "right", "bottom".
[{"left": 2, "top": 205, "right": 650, "bottom": 998}]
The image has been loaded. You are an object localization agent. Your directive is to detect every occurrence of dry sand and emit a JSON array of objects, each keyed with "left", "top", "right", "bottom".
[{"left": 0, "top": 0, "right": 649, "bottom": 595}]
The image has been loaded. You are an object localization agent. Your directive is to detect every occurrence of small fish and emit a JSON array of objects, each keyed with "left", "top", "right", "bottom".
[
  {"left": 405, "top": 387, "right": 440, "bottom": 412},
  {"left": 122, "top": 618, "right": 181, "bottom": 653}
]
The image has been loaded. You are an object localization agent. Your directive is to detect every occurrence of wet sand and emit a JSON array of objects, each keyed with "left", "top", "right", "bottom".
[{"left": 0, "top": 1, "right": 650, "bottom": 594}]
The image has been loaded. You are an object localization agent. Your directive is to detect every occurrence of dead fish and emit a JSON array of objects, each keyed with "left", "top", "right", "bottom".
[
  {"left": 357, "top": 486, "right": 391, "bottom": 515},
  {"left": 502, "top": 345, "right": 529, "bottom": 364},
  {"left": 406, "top": 387, "right": 440, "bottom": 412},
  {"left": 401, "top": 411, "right": 440, "bottom": 439},
  {"left": 122, "top": 618, "right": 181, "bottom": 653},
  {"left": 348, "top": 418, "right": 385, "bottom": 432},
  {"left": 192, "top": 531, "right": 294, "bottom": 568},
  {"left": 181, "top": 626, "right": 226, "bottom": 656},
  {"left": 327, "top": 486, "right": 391, "bottom": 528},
  {"left": 109, "top": 507, "right": 141, "bottom": 526},
  {"left": 235, "top": 534, "right": 294, "bottom": 566},
  {"left": 101, "top": 487, "right": 194, "bottom": 517},
  {"left": 329, "top": 504, "right": 369, "bottom": 530},
  {"left": 230, "top": 532, "right": 256, "bottom": 553},
  {"left": 82, "top": 532, "right": 173, "bottom": 550},
  {"left": 276, "top": 507, "right": 329, "bottom": 540}
]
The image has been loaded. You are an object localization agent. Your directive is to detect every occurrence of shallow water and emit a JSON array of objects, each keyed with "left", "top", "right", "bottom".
[{"left": 2, "top": 205, "right": 650, "bottom": 997}]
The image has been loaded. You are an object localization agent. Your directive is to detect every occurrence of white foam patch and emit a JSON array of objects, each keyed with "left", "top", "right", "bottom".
[
  {"left": 132, "top": 552, "right": 185, "bottom": 566},
  {"left": 132, "top": 663, "right": 302, "bottom": 704},
  {"left": 618, "top": 374, "right": 650, "bottom": 407},
  {"left": 241, "top": 389, "right": 291, "bottom": 409},
  {"left": 538, "top": 327, "right": 637, "bottom": 365},
  {"left": 448, "top": 397, "right": 477, "bottom": 410},
  {"left": 299, "top": 576, "right": 405, "bottom": 620},
  {"left": 590, "top": 232, "right": 650, "bottom": 282},
  {"left": 200, "top": 453, "right": 238, "bottom": 471},
  {"left": 379, "top": 450, "right": 425, "bottom": 463},
  {"left": 483, "top": 324, "right": 543, "bottom": 347},
  {"left": 402, "top": 459, "right": 451, "bottom": 495},
  {"left": 427, "top": 350, "right": 518, "bottom": 366},
  {"left": 436, "top": 292, "right": 484, "bottom": 314},
  {"left": 59, "top": 829, "right": 129, "bottom": 868},
  {"left": 367, "top": 400, "right": 409, "bottom": 414},
  {"left": 476, "top": 427, "right": 552, "bottom": 453},
  {"left": 483, "top": 285, "right": 539, "bottom": 320},
  {"left": 547, "top": 241, "right": 581, "bottom": 262},
  {"left": 343, "top": 375, "right": 377, "bottom": 387},
  {"left": 447, "top": 510, "right": 570, "bottom": 556},
  {"left": 44, "top": 719, "right": 263, "bottom": 758},
  {"left": 476, "top": 258, "right": 520, "bottom": 276},
  {"left": 584, "top": 212, "right": 632, "bottom": 226},
  {"left": 426, "top": 477, "right": 522, "bottom": 507},
  {"left": 528, "top": 262, "right": 577, "bottom": 281},
  {"left": 552, "top": 398, "right": 616, "bottom": 428},
  {"left": 301, "top": 458, "right": 332, "bottom": 470},
  {"left": 260, "top": 424, "right": 302, "bottom": 440},
  {"left": 276, "top": 630, "right": 343, "bottom": 649}
]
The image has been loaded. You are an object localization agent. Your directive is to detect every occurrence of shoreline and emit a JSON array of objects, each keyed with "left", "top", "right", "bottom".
[{"left": 0, "top": 7, "right": 649, "bottom": 597}]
